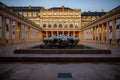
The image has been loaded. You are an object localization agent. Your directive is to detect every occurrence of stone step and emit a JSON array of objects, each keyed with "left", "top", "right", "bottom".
[
  {"left": 14, "top": 49, "right": 111, "bottom": 54},
  {"left": 0, "top": 56, "right": 120, "bottom": 62}
]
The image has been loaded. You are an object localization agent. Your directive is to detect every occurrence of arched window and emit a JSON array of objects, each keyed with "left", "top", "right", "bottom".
[
  {"left": 59, "top": 24, "right": 62, "bottom": 28},
  {"left": 48, "top": 24, "right": 51, "bottom": 28},
  {"left": 53, "top": 21, "right": 57, "bottom": 28},
  {"left": 70, "top": 24, "right": 73, "bottom": 28},
  {"left": 59, "top": 22, "right": 62, "bottom": 28},
  {"left": 54, "top": 24, "right": 57, "bottom": 28},
  {"left": 43, "top": 22, "right": 46, "bottom": 28},
  {"left": 43, "top": 24, "right": 46, "bottom": 28}
]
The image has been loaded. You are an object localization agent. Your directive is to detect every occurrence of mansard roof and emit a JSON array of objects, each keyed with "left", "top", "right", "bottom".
[
  {"left": 9, "top": 6, "right": 42, "bottom": 12},
  {"left": 81, "top": 12, "right": 107, "bottom": 16},
  {"left": 48, "top": 7, "right": 73, "bottom": 10}
]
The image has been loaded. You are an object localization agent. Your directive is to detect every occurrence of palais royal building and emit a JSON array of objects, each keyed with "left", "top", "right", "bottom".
[
  {"left": 0, "top": 2, "right": 120, "bottom": 45},
  {"left": 9, "top": 5, "right": 106, "bottom": 39}
]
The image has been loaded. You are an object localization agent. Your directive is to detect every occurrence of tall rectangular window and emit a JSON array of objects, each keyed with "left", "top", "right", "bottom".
[
  {"left": 12, "top": 21, "right": 16, "bottom": 39},
  {"left": 43, "top": 21, "right": 46, "bottom": 28},
  {"left": 6, "top": 18, "right": 10, "bottom": 41},
  {"left": 116, "top": 18, "right": 120, "bottom": 40}
]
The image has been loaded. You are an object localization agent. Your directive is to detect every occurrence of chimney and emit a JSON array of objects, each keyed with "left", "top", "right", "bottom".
[{"left": 62, "top": 5, "right": 64, "bottom": 11}]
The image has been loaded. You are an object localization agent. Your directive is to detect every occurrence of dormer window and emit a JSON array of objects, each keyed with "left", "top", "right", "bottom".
[
  {"left": 65, "top": 13, "right": 67, "bottom": 15},
  {"left": 54, "top": 13, "right": 56, "bottom": 15},
  {"left": 49, "top": 13, "right": 51, "bottom": 15},
  {"left": 43, "top": 13, "right": 46, "bottom": 16},
  {"left": 76, "top": 13, "right": 78, "bottom": 16},
  {"left": 70, "top": 13, "right": 73, "bottom": 15},
  {"left": 60, "top": 13, "right": 62, "bottom": 15}
]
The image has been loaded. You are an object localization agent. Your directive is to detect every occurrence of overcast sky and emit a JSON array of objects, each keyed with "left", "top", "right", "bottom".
[{"left": 0, "top": 0, "right": 120, "bottom": 12}]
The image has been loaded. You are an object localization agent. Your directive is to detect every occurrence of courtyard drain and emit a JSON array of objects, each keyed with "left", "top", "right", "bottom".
[{"left": 58, "top": 73, "right": 72, "bottom": 78}]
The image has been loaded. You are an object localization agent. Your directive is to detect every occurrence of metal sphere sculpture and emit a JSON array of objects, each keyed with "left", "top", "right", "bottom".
[{"left": 43, "top": 34, "right": 79, "bottom": 46}]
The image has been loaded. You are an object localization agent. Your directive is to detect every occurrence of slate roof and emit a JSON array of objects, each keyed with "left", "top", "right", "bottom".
[
  {"left": 9, "top": 7, "right": 41, "bottom": 12},
  {"left": 81, "top": 12, "right": 107, "bottom": 16},
  {"left": 9, "top": 6, "right": 107, "bottom": 17},
  {"left": 48, "top": 7, "right": 73, "bottom": 10}
]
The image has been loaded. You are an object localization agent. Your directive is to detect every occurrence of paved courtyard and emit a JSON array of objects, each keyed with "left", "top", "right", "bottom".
[
  {"left": 0, "top": 62, "right": 120, "bottom": 80},
  {"left": 0, "top": 42, "right": 120, "bottom": 80}
]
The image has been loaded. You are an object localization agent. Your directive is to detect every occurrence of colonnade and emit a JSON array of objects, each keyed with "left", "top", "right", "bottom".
[
  {"left": 0, "top": 3, "right": 41, "bottom": 45},
  {"left": 42, "top": 31, "right": 80, "bottom": 38},
  {"left": 81, "top": 6, "right": 120, "bottom": 45}
]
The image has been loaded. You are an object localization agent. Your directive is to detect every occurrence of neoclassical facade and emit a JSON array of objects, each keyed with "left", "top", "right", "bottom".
[
  {"left": 81, "top": 6, "right": 120, "bottom": 44},
  {"left": 40, "top": 6, "right": 81, "bottom": 38},
  {"left": 10, "top": 5, "right": 105, "bottom": 40},
  {"left": 0, "top": 2, "right": 120, "bottom": 45},
  {"left": 0, "top": 2, "right": 41, "bottom": 45}
]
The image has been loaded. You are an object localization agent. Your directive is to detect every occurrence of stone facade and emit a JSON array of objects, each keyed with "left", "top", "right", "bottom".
[
  {"left": 10, "top": 5, "right": 105, "bottom": 40},
  {"left": 0, "top": 2, "right": 120, "bottom": 45},
  {"left": 81, "top": 6, "right": 120, "bottom": 45},
  {"left": 40, "top": 6, "right": 81, "bottom": 38},
  {"left": 0, "top": 2, "right": 42, "bottom": 45}
]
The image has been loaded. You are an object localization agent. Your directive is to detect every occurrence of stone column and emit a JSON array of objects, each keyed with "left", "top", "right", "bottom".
[
  {"left": 17, "top": 23, "right": 21, "bottom": 43},
  {"left": 93, "top": 27, "right": 95, "bottom": 41},
  {"left": 9, "top": 19, "right": 12, "bottom": 44},
  {"left": 79, "top": 31, "right": 82, "bottom": 41},
  {"left": 91, "top": 28, "right": 94, "bottom": 41},
  {"left": 28, "top": 26, "right": 30, "bottom": 42},
  {"left": 97, "top": 25, "right": 100, "bottom": 43},
  {"left": 73, "top": 31, "right": 75, "bottom": 37},
  {"left": 73, "top": 21, "right": 75, "bottom": 29},
  {"left": 101, "top": 24, "right": 104, "bottom": 43},
  {"left": 106, "top": 22, "right": 109, "bottom": 44},
  {"left": 1, "top": 16, "right": 6, "bottom": 45},
  {"left": 51, "top": 31, "right": 53, "bottom": 36},
  {"left": 39, "top": 31, "right": 43, "bottom": 43},
  {"left": 112, "top": 19, "right": 116, "bottom": 44},
  {"left": 99, "top": 25, "right": 102, "bottom": 43},
  {"left": 68, "top": 31, "right": 70, "bottom": 36},
  {"left": 15, "top": 21, "right": 18, "bottom": 43},
  {"left": 94, "top": 26, "right": 97, "bottom": 42},
  {"left": 62, "top": 31, "right": 64, "bottom": 35},
  {"left": 57, "top": 31, "right": 59, "bottom": 36},
  {"left": 46, "top": 31, "right": 48, "bottom": 37}
]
